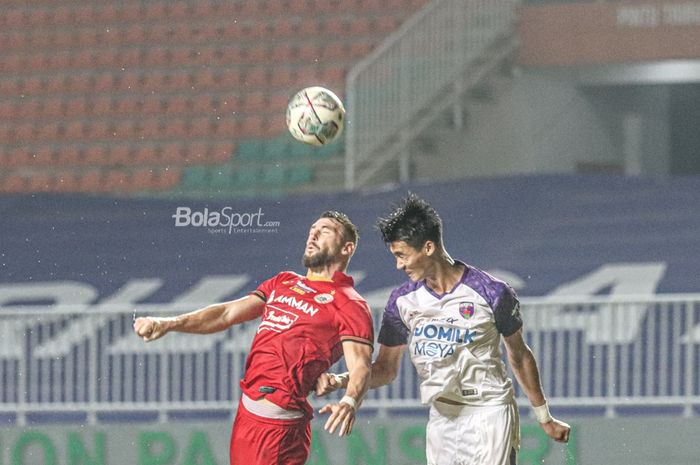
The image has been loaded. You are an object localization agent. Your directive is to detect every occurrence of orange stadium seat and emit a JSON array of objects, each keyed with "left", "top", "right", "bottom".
[
  {"left": 54, "top": 172, "right": 81, "bottom": 193},
  {"left": 36, "top": 122, "right": 60, "bottom": 141},
  {"left": 0, "top": 77, "right": 20, "bottom": 95},
  {"left": 1, "top": 175, "right": 27, "bottom": 193},
  {"left": 139, "top": 118, "right": 161, "bottom": 139},
  {"left": 113, "top": 120, "right": 137, "bottom": 139},
  {"left": 350, "top": 41, "right": 374, "bottom": 58},
  {"left": 64, "top": 120, "right": 86, "bottom": 140},
  {"left": 124, "top": 24, "right": 146, "bottom": 44},
  {"left": 271, "top": 20, "right": 296, "bottom": 39},
  {"left": 270, "top": 67, "right": 296, "bottom": 88},
  {"left": 79, "top": 170, "right": 103, "bottom": 192},
  {"left": 143, "top": 2, "right": 168, "bottom": 21},
  {"left": 154, "top": 167, "right": 182, "bottom": 190},
  {"left": 214, "top": 117, "right": 239, "bottom": 137},
  {"left": 91, "top": 96, "right": 114, "bottom": 117},
  {"left": 64, "top": 97, "right": 88, "bottom": 117},
  {"left": 141, "top": 96, "right": 163, "bottom": 115},
  {"left": 76, "top": 28, "right": 99, "bottom": 48},
  {"left": 163, "top": 118, "right": 187, "bottom": 138},
  {"left": 17, "top": 100, "right": 40, "bottom": 120},
  {"left": 243, "top": 44, "right": 271, "bottom": 64},
  {"left": 83, "top": 145, "right": 108, "bottom": 165},
  {"left": 7, "top": 147, "right": 31, "bottom": 168},
  {"left": 119, "top": 3, "right": 143, "bottom": 22},
  {"left": 271, "top": 44, "right": 297, "bottom": 63},
  {"left": 12, "top": 123, "right": 34, "bottom": 145},
  {"left": 134, "top": 144, "right": 159, "bottom": 164},
  {"left": 188, "top": 117, "right": 212, "bottom": 138},
  {"left": 56, "top": 146, "right": 82, "bottom": 165},
  {"left": 27, "top": 173, "right": 54, "bottom": 192},
  {"left": 102, "top": 169, "right": 129, "bottom": 191},
  {"left": 349, "top": 16, "right": 372, "bottom": 36},
  {"left": 321, "top": 42, "right": 348, "bottom": 61},
  {"left": 159, "top": 142, "right": 185, "bottom": 164},
  {"left": 185, "top": 141, "right": 209, "bottom": 163},
  {"left": 131, "top": 168, "right": 155, "bottom": 190},
  {"left": 321, "top": 17, "right": 348, "bottom": 37},
  {"left": 108, "top": 145, "right": 133, "bottom": 165},
  {"left": 87, "top": 121, "right": 112, "bottom": 140},
  {"left": 210, "top": 141, "right": 236, "bottom": 163},
  {"left": 297, "top": 43, "right": 322, "bottom": 62},
  {"left": 20, "top": 76, "right": 43, "bottom": 94},
  {"left": 374, "top": 15, "right": 401, "bottom": 33},
  {"left": 162, "top": 94, "right": 188, "bottom": 116}
]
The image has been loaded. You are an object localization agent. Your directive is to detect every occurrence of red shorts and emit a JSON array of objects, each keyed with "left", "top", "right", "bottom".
[{"left": 229, "top": 401, "right": 311, "bottom": 465}]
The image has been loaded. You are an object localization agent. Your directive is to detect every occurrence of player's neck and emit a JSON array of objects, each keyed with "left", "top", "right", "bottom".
[
  {"left": 424, "top": 257, "right": 464, "bottom": 295},
  {"left": 306, "top": 263, "right": 346, "bottom": 281}
]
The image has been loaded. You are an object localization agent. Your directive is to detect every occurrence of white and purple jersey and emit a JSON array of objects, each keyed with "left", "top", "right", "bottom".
[{"left": 377, "top": 262, "right": 522, "bottom": 406}]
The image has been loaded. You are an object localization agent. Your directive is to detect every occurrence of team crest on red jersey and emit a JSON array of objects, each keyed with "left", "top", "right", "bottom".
[{"left": 314, "top": 293, "right": 334, "bottom": 304}]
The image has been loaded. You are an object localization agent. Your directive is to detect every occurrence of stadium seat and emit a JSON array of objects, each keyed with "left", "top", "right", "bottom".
[
  {"left": 236, "top": 139, "right": 264, "bottom": 161},
  {"left": 180, "top": 166, "right": 210, "bottom": 191},
  {"left": 262, "top": 166, "right": 286, "bottom": 186},
  {"left": 287, "top": 165, "right": 313, "bottom": 185},
  {"left": 233, "top": 166, "right": 261, "bottom": 187},
  {"left": 209, "top": 165, "right": 235, "bottom": 191},
  {"left": 0, "top": 174, "right": 27, "bottom": 193}
]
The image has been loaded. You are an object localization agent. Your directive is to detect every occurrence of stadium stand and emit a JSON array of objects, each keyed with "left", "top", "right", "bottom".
[{"left": 0, "top": 0, "right": 429, "bottom": 194}]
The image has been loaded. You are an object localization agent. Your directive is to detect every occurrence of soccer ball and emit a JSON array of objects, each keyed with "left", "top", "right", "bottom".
[{"left": 286, "top": 86, "right": 345, "bottom": 146}]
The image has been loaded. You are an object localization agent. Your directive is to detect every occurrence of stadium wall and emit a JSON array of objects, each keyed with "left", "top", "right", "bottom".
[{"left": 2, "top": 417, "right": 698, "bottom": 465}]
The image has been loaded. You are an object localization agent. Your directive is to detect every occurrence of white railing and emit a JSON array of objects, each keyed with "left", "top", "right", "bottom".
[
  {"left": 344, "top": 0, "right": 520, "bottom": 190},
  {"left": 2, "top": 294, "right": 700, "bottom": 424}
]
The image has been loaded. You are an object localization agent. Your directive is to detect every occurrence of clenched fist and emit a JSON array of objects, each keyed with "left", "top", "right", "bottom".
[{"left": 133, "top": 317, "right": 168, "bottom": 342}]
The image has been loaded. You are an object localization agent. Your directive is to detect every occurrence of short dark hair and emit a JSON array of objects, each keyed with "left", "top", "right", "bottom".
[
  {"left": 320, "top": 210, "right": 359, "bottom": 246},
  {"left": 376, "top": 193, "right": 442, "bottom": 250}
]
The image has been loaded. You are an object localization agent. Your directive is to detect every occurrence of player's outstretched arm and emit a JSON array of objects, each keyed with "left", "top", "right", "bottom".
[
  {"left": 319, "top": 340, "right": 372, "bottom": 436},
  {"left": 503, "top": 329, "right": 571, "bottom": 443},
  {"left": 316, "top": 343, "right": 406, "bottom": 396},
  {"left": 133, "top": 295, "right": 265, "bottom": 342}
]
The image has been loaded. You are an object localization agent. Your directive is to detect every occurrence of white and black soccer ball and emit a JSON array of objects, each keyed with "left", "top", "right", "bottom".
[{"left": 286, "top": 86, "right": 345, "bottom": 146}]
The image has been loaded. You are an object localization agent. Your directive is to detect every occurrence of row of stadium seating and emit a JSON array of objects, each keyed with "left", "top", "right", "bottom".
[
  {"left": 0, "top": 168, "right": 181, "bottom": 194},
  {"left": 0, "top": 15, "right": 403, "bottom": 51},
  {"left": 0, "top": 142, "right": 235, "bottom": 168},
  {"left": 0, "top": 0, "right": 423, "bottom": 28},
  {"left": 5, "top": 41, "right": 377, "bottom": 74}
]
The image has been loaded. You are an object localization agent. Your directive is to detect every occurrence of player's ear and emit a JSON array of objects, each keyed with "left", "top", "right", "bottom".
[
  {"left": 424, "top": 240, "right": 435, "bottom": 256},
  {"left": 341, "top": 241, "right": 355, "bottom": 257}
]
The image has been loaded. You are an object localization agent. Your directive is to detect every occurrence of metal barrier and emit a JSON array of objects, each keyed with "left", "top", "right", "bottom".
[
  {"left": 344, "top": 0, "right": 520, "bottom": 189},
  {"left": 2, "top": 295, "right": 700, "bottom": 424}
]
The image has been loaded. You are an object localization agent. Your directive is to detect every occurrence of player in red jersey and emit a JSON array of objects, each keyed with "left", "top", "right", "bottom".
[{"left": 134, "top": 211, "right": 374, "bottom": 465}]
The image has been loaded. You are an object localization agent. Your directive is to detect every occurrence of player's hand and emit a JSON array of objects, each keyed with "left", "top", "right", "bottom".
[
  {"left": 134, "top": 317, "right": 168, "bottom": 342},
  {"left": 541, "top": 417, "right": 571, "bottom": 443},
  {"left": 319, "top": 401, "right": 356, "bottom": 437},
  {"left": 315, "top": 373, "right": 342, "bottom": 396}
]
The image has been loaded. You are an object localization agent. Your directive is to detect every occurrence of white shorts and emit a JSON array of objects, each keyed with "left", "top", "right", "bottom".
[{"left": 426, "top": 400, "right": 520, "bottom": 465}]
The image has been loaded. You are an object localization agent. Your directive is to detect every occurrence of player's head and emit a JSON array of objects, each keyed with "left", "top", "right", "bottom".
[
  {"left": 376, "top": 193, "right": 444, "bottom": 281},
  {"left": 303, "top": 211, "right": 359, "bottom": 271}
]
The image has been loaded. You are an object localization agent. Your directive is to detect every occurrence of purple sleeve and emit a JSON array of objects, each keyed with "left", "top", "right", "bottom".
[
  {"left": 377, "top": 288, "right": 409, "bottom": 346},
  {"left": 493, "top": 285, "right": 522, "bottom": 337}
]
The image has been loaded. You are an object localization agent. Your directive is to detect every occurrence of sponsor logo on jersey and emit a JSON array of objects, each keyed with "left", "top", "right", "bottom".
[
  {"left": 459, "top": 302, "right": 475, "bottom": 319},
  {"left": 414, "top": 324, "right": 476, "bottom": 344},
  {"left": 258, "top": 308, "right": 299, "bottom": 333},
  {"left": 314, "top": 293, "right": 334, "bottom": 304},
  {"left": 412, "top": 324, "right": 476, "bottom": 358},
  {"left": 271, "top": 293, "right": 320, "bottom": 316},
  {"left": 290, "top": 280, "right": 317, "bottom": 295}
]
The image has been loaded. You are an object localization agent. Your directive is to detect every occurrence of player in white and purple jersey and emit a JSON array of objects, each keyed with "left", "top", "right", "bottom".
[{"left": 316, "top": 194, "right": 569, "bottom": 465}]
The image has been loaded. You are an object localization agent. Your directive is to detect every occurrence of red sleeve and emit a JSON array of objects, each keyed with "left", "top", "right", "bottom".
[
  {"left": 336, "top": 299, "right": 375, "bottom": 350},
  {"left": 252, "top": 272, "right": 293, "bottom": 302}
]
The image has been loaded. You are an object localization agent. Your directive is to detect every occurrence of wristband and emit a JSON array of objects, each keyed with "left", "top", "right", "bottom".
[
  {"left": 533, "top": 402, "right": 553, "bottom": 423},
  {"left": 339, "top": 395, "right": 357, "bottom": 411}
]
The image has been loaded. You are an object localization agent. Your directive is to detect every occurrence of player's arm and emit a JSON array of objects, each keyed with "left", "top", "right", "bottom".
[
  {"left": 318, "top": 340, "right": 372, "bottom": 436},
  {"left": 316, "top": 343, "right": 406, "bottom": 395},
  {"left": 503, "top": 328, "right": 571, "bottom": 443},
  {"left": 134, "top": 294, "right": 265, "bottom": 342}
]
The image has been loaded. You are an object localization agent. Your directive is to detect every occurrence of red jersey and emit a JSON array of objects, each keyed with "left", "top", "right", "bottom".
[{"left": 240, "top": 270, "right": 374, "bottom": 418}]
